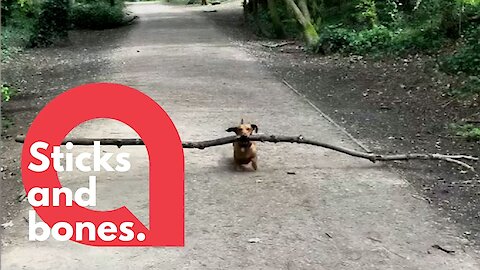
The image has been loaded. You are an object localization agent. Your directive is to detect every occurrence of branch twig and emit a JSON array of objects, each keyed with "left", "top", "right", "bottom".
[
  {"left": 14, "top": 135, "right": 478, "bottom": 171},
  {"left": 261, "top": 41, "right": 295, "bottom": 48}
]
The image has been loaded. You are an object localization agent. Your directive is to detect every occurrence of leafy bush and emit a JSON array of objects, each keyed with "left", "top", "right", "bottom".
[
  {"left": 390, "top": 24, "right": 445, "bottom": 52},
  {"left": 1, "top": 85, "right": 14, "bottom": 102},
  {"left": 2, "top": 0, "right": 40, "bottom": 24},
  {"left": 349, "top": 25, "right": 393, "bottom": 53},
  {"left": 452, "top": 124, "right": 480, "bottom": 141},
  {"left": 317, "top": 25, "right": 355, "bottom": 53},
  {"left": 318, "top": 25, "right": 393, "bottom": 54},
  {"left": 442, "top": 27, "right": 480, "bottom": 75},
  {"left": 318, "top": 22, "right": 450, "bottom": 55},
  {"left": 16, "top": 0, "right": 41, "bottom": 17},
  {"left": 1, "top": 0, "right": 39, "bottom": 60},
  {"left": 375, "top": 0, "right": 400, "bottom": 26},
  {"left": 1, "top": 21, "right": 35, "bottom": 62},
  {"left": 316, "top": 0, "right": 479, "bottom": 55},
  {"left": 356, "top": 0, "right": 379, "bottom": 27},
  {"left": 70, "top": 1, "right": 126, "bottom": 30},
  {"left": 29, "top": 0, "right": 70, "bottom": 47},
  {"left": 448, "top": 76, "right": 480, "bottom": 97},
  {"left": 441, "top": 26, "right": 480, "bottom": 97}
]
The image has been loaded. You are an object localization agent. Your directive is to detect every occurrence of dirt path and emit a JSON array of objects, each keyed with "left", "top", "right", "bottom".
[{"left": 1, "top": 2, "right": 480, "bottom": 269}]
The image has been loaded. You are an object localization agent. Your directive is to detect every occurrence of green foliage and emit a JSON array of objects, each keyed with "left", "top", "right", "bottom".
[
  {"left": 448, "top": 76, "right": 480, "bottom": 97},
  {"left": 2, "top": 0, "right": 129, "bottom": 57},
  {"left": 245, "top": 1, "right": 300, "bottom": 39},
  {"left": 391, "top": 25, "right": 445, "bottom": 52},
  {"left": 29, "top": 0, "right": 71, "bottom": 47},
  {"left": 16, "top": 0, "right": 41, "bottom": 16},
  {"left": 316, "top": 0, "right": 469, "bottom": 55},
  {"left": 319, "top": 1, "right": 358, "bottom": 27},
  {"left": 318, "top": 24, "right": 444, "bottom": 54},
  {"left": 1, "top": 21, "right": 35, "bottom": 62},
  {"left": 1, "top": 0, "right": 18, "bottom": 25},
  {"left": 318, "top": 24, "right": 393, "bottom": 54},
  {"left": 356, "top": 0, "right": 378, "bottom": 27},
  {"left": 1, "top": 85, "right": 14, "bottom": 102},
  {"left": 441, "top": 26, "right": 480, "bottom": 97},
  {"left": 442, "top": 27, "right": 480, "bottom": 75},
  {"left": 375, "top": 0, "right": 399, "bottom": 26},
  {"left": 352, "top": 25, "right": 394, "bottom": 53},
  {"left": 317, "top": 26, "right": 354, "bottom": 53},
  {"left": 70, "top": 1, "right": 127, "bottom": 30},
  {"left": 245, "top": 7, "right": 274, "bottom": 38},
  {"left": 248, "top": 0, "right": 479, "bottom": 55},
  {"left": 452, "top": 124, "right": 480, "bottom": 141},
  {"left": 1, "top": 0, "right": 38, "bottom": 61}
]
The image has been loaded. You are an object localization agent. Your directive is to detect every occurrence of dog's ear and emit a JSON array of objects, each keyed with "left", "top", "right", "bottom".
[
  {"left": 251, "top": 124, "right": 258, "bottom": 133},
  {"left": 226, "top": 127, "right": 237, "bottom": 133}
]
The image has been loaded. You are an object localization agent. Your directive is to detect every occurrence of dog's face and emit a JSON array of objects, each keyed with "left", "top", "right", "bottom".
[{"left": 226, "top": 123, "right": 258, "bottom": 137}]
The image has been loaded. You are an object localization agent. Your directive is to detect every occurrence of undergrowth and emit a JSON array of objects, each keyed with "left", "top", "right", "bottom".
[
  {"left": 451, "top": 124, "right": 480, "bottom": 141},
  {"left": 70, "top": 1, "right": 127, "bottom": 30}
]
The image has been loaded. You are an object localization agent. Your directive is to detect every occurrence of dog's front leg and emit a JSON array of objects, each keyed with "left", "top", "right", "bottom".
[
  {"left": 234, "top": 162, "right": 243, "bottom": 171},
  {"left": 251, "top": 156, "right": 258, "bottom": 170}
]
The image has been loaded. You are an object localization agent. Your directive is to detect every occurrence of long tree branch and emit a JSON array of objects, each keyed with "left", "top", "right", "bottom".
[{"left": 15, "top": 134, "right": 478, "bottom": 171}]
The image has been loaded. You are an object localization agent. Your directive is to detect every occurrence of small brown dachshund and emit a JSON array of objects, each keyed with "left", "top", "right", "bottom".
[{"left": 226, "top": 119, "right": 258, "bottom": 170}]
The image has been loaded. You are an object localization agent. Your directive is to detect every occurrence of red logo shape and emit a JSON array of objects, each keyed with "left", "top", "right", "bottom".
[{"left": 21, "top": 83, "right": 184, "bottom": 246}]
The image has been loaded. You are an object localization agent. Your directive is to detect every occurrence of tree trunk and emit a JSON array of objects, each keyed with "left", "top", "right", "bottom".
[
  {"left": 250, "top": 0, "right": 258, "bottom": 15},
  {"left": 297, "top": 0, "right": 311, "bottom": 22},
  {"left": 283, "top": 0, "right": 319, "bottom": 46},
  {"left": 266, "top": 0, "right": 285, "bottom": 38}
]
